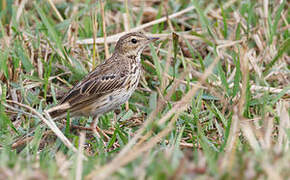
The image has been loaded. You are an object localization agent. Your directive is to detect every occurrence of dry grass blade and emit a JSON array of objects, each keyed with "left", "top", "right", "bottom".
[
  {"left": 240, "top": 122, "right": 261, "bottom": 152},
  {"left": 76, "top": 6, "right": 195, "bottom": 44},
  {"left": 100, "top": 0, "right": 110, "bottom": 59},
  {"left": 238, "top": 44, "right": 249, "bottom": 116},
  {"left": 92, "top": 9, "right": 99, "bottom": 69},
  {"left": 250, "top": 85, "right": 290, "bottom": 94},
  {"left": 16, "top": 0, "right": 28, "bottom": 22},
  {"left": 11, "top": 130, "right": 53, "bottom": 149},
  {"left": 264, "top": 117, "right": 274, "bottom": 149},
  {"left": 224, "top": 107, "right": 239, "bottom": 153},
  {"left": 123, "top": 0, "right": 130, "bottom": 31},
  {"left": 5, "top": 100, "right": 80, "bottom": 155},
  {"left": 261, "top": 162, "right": 283, "bottom": 180},
  {"left": 47, "top": 0, "right": 64, "bottom": 21},
  {"left": 220, "top": 107, "right": 239, "bottom": 172},
  {"left": 276, "top": 100, "right": 290, "bottom": 152},
  {"left": 76, "top": 132, "right": 86, "bottom": 180}
]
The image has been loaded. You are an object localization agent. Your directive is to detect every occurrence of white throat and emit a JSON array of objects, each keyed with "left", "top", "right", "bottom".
[{"left": 136, "top": 46, "right": 146, "bottom": 63}]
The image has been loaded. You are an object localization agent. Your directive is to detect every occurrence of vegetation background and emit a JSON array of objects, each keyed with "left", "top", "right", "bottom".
[{"left": 0, "top": 0, "right": 289, "bottom": 179}]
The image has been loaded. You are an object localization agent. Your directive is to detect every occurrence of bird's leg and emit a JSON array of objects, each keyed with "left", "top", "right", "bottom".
[
  {"left": 125, "top": 101, "right": 129, "bottom": 111},
  {"left": 112, "top": 113, "right": 117, "bottom": 128},
  {"left": 90, "top": 115, "right": 105, "bottom": 146},
  {"left": 90, "top": 116, "right": 110, "bottom": 142},
  {"left": 112, "top": 108, "right": 120, "bottom": 126},
  {"left": 91, "top": 115, "right": 99, "bottom": 131},
  {"left": 111, "top": 108, "right": 121, "bottom": 132}
]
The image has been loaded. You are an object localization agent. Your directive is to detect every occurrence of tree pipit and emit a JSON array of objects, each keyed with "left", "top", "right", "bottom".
[{"left": 47, "top": 32, "right": 158, "bottom": 133}]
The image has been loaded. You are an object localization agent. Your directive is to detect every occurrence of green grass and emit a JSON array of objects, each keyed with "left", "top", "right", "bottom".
[{"left": 0, "top": 0, "right": 289, "bottom": 179}]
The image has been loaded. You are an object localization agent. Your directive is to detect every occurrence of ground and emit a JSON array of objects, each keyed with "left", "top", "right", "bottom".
[{"left": 0, "top": 0, "right": 289, "bottom": 179}]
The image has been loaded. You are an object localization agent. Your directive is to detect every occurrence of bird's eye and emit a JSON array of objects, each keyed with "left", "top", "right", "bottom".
[{"left": 131, "top": 38, "right": 137, "bottom": 44}]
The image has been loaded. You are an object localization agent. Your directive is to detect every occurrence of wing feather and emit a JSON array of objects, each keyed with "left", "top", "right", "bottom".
[{"left": 58, "top": 56, "right": 130, "bottom": 108}]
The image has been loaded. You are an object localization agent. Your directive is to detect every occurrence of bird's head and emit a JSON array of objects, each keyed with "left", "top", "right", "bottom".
[{"left": 114, "top": 32, "right": 158, "bottom": 58}]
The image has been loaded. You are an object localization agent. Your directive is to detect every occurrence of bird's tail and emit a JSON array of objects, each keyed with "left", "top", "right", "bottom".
[{"left": 46, "top": 103, "right": 71, "bottom": 120}]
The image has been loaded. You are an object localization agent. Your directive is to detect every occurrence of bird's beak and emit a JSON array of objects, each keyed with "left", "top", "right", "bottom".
[{"left": 148, "top": 37, "right": 159, "bottom": 42}]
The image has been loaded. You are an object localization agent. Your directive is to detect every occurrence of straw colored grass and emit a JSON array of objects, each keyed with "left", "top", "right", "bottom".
[{"left": 0, "top": 0, "right": 289, "bottom": 179}]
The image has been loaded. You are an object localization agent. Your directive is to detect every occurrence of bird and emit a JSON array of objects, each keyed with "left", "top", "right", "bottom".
[{"left": 46, "top": 32, "right": 158, "bottom": 130}]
